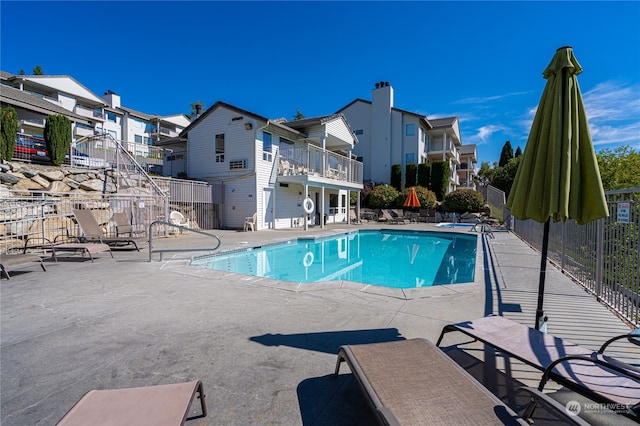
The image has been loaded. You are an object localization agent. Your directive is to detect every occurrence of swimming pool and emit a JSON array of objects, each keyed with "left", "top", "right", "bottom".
[{"left": 191, "top": 230, "right": 477, "bottom": 289}]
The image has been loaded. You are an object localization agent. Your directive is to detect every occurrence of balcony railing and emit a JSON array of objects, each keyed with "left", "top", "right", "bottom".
[{"left": 277, "top": 144, "right": 362, "bottom": 184}]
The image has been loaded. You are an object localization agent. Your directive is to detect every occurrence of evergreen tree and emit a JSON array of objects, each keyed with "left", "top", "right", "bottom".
[
  {"left": 44, "top": 114, "right": 72, "bottom": 165},
  {"left": 390, "top": 164, "right": 402, "bottom": 191},
  {"left": 33, "top": 65, "right": 43, "bottom": 75},
  {"left": 499, "top": 140, "right": 514, "bottom": 167},
  {"left": 431, "top": 161, "right": 450, "bottom": 201},
  {"left": 293, "top": 108, "right": 305, "bottom": 120},
  {"left": 0, "top": 107, "right": 19, "bottom": 161},
  {"left": 405, "top": 163, "right": 417, "bottom": 188},
  {"left": 417, "top": 163, "right": 431, "bottom": 189},
  {"left": 515, "top": 146, "right": 523, "bottom": 157}
]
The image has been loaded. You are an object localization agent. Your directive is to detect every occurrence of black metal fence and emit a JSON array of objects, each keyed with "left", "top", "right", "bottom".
[{"left": 513, "top": 188, "right": 640, "bottom": 326}]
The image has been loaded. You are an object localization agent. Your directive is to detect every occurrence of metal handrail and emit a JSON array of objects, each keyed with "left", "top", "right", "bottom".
[{"left": 148, "top": 220, "right": 221, "bottom": 262}]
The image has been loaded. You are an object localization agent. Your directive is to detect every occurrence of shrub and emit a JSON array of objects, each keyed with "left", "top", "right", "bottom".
[
  {"left": 405, "top": 163, "right": 417, "bottom": 188},
  {"left": 0, "top": 107, "right": 19, "bottom": 161},
  {"left": 417, "top": 163, "right": 430, "bottom": 188},
  {"left": 414, "top": 186, "right": 437, "bottom": 209},
  {"left": 390, "top": 164, "right": 402, "bottom": 191},
  {"left": 395, "top": 186, "right": 438, "bottom": 210},
  {"left": 444, "top": 189, "right": 485, "bottom": 213},
  {"left": 44, "top": 114, "right": 72, "bottom": 165},
  {"left": 369, "top": 184, "right": 399, "bottom": 208},
  {"left": 431, "top": 161, "right": 450, "bottom": 201}
]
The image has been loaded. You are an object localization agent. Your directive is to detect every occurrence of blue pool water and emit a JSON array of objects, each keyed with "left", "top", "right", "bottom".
[{"left": 191, "top": 230, "right": 477, "bottom": 289}]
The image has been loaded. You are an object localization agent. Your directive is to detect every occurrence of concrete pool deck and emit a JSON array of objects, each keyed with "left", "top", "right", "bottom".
[{"left": 1, "top": 222, "right": 637, "bottom": 425}]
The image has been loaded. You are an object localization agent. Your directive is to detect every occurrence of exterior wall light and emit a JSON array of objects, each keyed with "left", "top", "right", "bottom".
[{"left": 244, "top": 123, "right": 253, "bottom": 130}]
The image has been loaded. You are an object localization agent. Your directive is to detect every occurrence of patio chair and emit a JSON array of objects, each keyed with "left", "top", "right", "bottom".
[
  {"left": 169, "top": 210, "right": 191, "bottom": 234},
  {"left": 437, "top": 315, "right": 640, "bottom": 422},
  {"left": 56, "top": 380, "right": 206, "bottom": 426},
  {"left": 244, "top": 212, "right": 257, "bottom": 232},
  {"left": 334, "top": 338, "right": 588, "bottom": 425},
  {"left": 0, "top": 253, "right": 46, "bottom": 279},
  {"left": 72, "top": 209, "right": 141, "bottom": 251}
]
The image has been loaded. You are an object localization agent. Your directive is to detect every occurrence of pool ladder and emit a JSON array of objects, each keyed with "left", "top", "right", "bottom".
[{"left": 148, "top": 220, "right": 222, "bottom": 262}]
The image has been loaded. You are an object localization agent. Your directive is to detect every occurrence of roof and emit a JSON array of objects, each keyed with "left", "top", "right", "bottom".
[
  {"left": 180, "top": 101, "right": 306, "bottom": 139},
  {"left": 285, "top": 113, "right": 359, "bottom": 143},
  {"left": 118, "top": 106, "right": 152, "bottom": 120},
  {"left": 5, "top": 74, "right": 105, "bottom": 106},
  {"left": 428, "top": 117, "right": 458, "bottom": 129},
  {"left": 336, "top": 98, "right": 433, "bottom": 130},
  {"left": 0, "top": 85, "right": 91, "bottom": 124}
]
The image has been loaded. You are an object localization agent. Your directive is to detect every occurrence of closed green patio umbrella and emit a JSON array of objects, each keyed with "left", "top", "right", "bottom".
[{"left": 506, "top": 46, "right": 608, "bottom": 330}]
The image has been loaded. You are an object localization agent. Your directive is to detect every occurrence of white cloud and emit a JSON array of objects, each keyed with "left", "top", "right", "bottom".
[
  {"left": 583, "top": 81, "right": 640, "bottom": 147},
  {"left": 453, "top": 91, "right": 531, "bottom": 105}
]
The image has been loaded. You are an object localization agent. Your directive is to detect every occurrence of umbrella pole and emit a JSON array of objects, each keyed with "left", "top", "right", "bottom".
[{"left": 535, "top": 219, "right": 550, "bottom": 330}]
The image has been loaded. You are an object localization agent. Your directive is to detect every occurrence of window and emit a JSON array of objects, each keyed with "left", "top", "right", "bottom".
[
  {"left": 406, "top": 153, "right": 415, "bottom": 164},
  {"left": 262, "top": 132, "right": 273, "bottom": 161},
  {"left": 229, "top": 159, "right": 247, "bottom": 169},
  {"left": 133, "top": 118, "right": 145, "bottom": 129},
  {"left": 405, "top": 123, "right": 415, "bottom": 136},
  {"left": 106, "top": 112, "right": 117, "bottom": 123},
  {"left": 263, "top": 132, "right": 272, "bottom": 152},
  {"left": 144, "top": 136, "right": 153, "bottom": 145},
  {"left": 215, "top": 134, "right": 225, "bottom": 162},
  {"left": 134, "top": 135, "right": 143, "bottom": 143}
]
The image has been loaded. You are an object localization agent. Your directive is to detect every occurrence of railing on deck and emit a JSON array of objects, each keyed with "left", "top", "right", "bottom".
[
  {"left": 512, "top": 188, "right": 640, "bottom": 326},
  {"left": 277, "top": 145, "right": 363, "bottom": 184}
]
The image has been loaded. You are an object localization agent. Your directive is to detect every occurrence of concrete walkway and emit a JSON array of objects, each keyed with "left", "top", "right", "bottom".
[{"left": 1, "top": 223, "right": 636, "bottom": 425}]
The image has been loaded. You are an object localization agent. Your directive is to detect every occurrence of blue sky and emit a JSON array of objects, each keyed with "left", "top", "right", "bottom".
[{"left": 2, "top": 1, "right": 639, "bottom": 165}]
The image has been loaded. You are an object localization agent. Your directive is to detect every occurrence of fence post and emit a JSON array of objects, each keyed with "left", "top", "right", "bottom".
[
  {"left": 561, "top": 222, "right": 567, "bottom": 272},
  {"left": 595, "top": 217, "right": 604, "bottom": 301}
]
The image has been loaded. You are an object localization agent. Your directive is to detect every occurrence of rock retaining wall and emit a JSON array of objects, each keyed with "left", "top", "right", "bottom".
[{"left": 0, "top": 161, "right": 118, "bottom": 196}]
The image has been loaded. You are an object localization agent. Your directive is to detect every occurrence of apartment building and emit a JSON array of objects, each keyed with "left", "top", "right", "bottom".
[
  {"left": 337, "top": 82, "right": 476, "bottom": 194},
  {"left": 0, "top": 71, "right": 188, "bottom": 174}
]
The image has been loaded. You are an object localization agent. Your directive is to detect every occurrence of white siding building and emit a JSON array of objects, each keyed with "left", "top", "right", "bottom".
[{"left": 181, "top": 102, "right": 363, "bottom": 230}]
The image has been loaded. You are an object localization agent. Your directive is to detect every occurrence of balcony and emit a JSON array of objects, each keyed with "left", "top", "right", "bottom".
[
  {"left": 277, "top": 145, "right": 363, "bottom": 189},
  {"left": 427, "top": 138, "right": 460, "bottom": 164}
]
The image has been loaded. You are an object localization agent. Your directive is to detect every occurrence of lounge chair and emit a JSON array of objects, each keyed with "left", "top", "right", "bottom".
[
  {"left": 0, "top": 253, "right": 46, "bottom": 279},
  {"left": 334, "top": 338, "right": 588, "bottom": 425},
  {"left": 112, "top": 211, "right": 145, "bottom": 238},
  {"left": 72, "top": 209, "right": 141, "bottom": 251},
  {"left": 56, "top": 380, "right": 206, "bottom": 426},
  {"left": 437, "top": 315, "right": 640, "bottom": 422},
  {"left": 380, "top": 209, "right": 406, "bottom": 225},
  {"left": 418, "top": 209, "right": 436, "bottom": 223}
]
